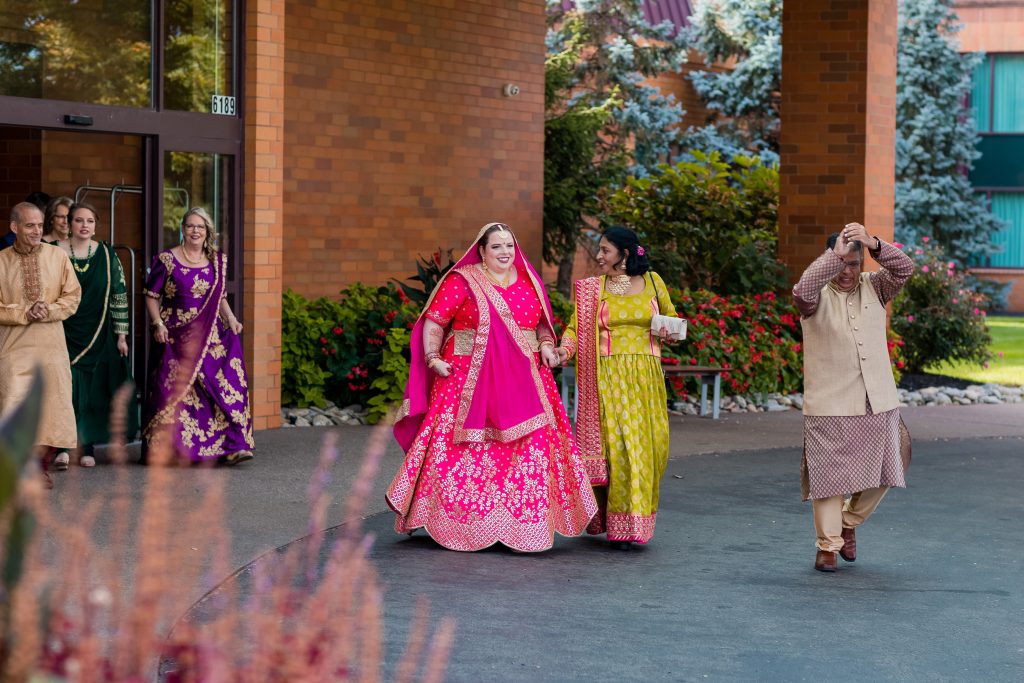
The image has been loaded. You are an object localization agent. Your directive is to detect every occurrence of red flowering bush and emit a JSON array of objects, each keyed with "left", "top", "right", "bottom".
[
  {"left": 318, "top": 283, "right": 420, "bottom": 411},
  {"left": 891, "top": 237, "right": 993, "bottom": 372},
  {"left": 282, "top": 284, "right": 419, "bottom": 416},
  {"left": 660, "top": 288, "right": 803, "bottom": 400}
]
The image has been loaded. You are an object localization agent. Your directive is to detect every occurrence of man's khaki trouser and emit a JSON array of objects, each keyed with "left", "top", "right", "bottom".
[{"left": 811, "top": 487, "right": 889, "bottom": 552}]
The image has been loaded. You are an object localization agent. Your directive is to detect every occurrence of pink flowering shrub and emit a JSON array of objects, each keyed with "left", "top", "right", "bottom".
[{"left": 891, "top": 238, "right": 993, "bottom": 372}]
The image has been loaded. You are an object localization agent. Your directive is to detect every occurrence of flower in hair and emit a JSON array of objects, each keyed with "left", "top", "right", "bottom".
[{"left": 636, "top": 246, "right": 646, "bottom": 256}]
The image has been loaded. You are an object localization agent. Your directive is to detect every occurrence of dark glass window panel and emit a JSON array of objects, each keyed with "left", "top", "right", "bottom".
[
  {"left": 164, "top": 0, "right": 235, "bottom": 113},
  {"left": 0, "top": 3, "right": 151, "bottom": 106},
  {"left": 163, "top": 150, "right": 234, "bottom": 277}
]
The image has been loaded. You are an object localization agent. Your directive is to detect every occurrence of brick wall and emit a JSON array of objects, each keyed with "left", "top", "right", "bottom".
[
  {"left": 38, "top": 131, "right": 144, "bottom": 249},
  {"left": 243, "top": 0, "right": 286, "bottom": 431},
  {"left": 281, "top": 0, "right": 546, "bottom": 299},
  {"left": 651, "top": 52, "right": 736, "bottom": 135},
  {"left": 778, "top": 0, "right": 898, "bottom": 278},
  {"left": 0, "top": 126, "right": 41, "bottom": 217},
  {"left": 956, "top": 1, "right": 1024, "bottom": 51}
]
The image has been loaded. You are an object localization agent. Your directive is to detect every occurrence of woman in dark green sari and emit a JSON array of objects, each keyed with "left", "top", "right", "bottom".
[{"left": 54, "top": 202, "right": 138, "bottom": 468}]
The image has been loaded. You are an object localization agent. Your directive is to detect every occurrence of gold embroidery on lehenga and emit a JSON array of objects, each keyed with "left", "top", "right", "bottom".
[
  {"left": 163, "top": 358, "right": 181, "bottom": 391},
  {"left": 179, "top": 409, "right": 202, "bottom": 448},
  {"left": 216, "top": 368, "right": 244, "bottom": 405},
  {"left": 191, "top": 273, "right": 211, "bottom": 299},
  {"left": 176, "top": 306, "right": 200, "bottom": 324},
  {"left": 198, "top": 435, "right": 227, "bottom": 458},
  {"left": 230, "top": 357, "right": 248, "bottom": 389},
  {"left": 182, "top": 387, "right": 202, "bottom": 408}
]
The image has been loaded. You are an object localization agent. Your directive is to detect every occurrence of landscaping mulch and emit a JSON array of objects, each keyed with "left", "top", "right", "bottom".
[{"left": 898, "top": 372, "right": 976, "bottom": 392}]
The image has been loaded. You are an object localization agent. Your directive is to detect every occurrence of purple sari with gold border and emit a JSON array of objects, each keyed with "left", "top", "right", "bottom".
[{"left": 142, "top": 250, "right": 254, "bottom": 462}]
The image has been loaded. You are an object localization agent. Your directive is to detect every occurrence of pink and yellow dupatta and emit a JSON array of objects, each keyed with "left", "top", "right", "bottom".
[
  {"left": 571, "top": 276, "right": 608, "bottom": 486},
  {"left": 393, "top": 223, "right": 558, "bottom": 452}
]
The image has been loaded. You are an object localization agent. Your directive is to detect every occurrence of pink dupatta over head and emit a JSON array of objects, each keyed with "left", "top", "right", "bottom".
[{"left": 394, "top": 223, "right": 558, "bottom": 451}]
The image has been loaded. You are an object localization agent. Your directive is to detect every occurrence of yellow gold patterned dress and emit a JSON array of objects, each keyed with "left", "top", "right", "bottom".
[{"left": 561, "top": 273, "right": 676, "bottom": 544}]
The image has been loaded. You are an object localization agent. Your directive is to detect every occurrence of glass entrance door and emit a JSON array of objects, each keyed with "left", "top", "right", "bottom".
[{"left": 159, "top": 149, "right": 240, "bottom": 305}]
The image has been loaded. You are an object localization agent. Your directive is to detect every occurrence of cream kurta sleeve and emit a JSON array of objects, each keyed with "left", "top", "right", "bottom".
[
  {"left": 43, "top": 256, "right": 81, "bottom": 322},
  {"left": 0, "top": 301, "right": 30, "bottom": 326}
]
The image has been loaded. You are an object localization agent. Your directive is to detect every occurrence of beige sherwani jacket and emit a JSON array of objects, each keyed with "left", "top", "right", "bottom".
[
  {"left": 797, "top": 242, "right": 914, "bottom": 416},
  {"left": 0, "top": 243, "right": 81, "bottom": 448}
]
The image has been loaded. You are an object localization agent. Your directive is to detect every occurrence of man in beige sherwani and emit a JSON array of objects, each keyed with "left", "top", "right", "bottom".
[
  {"left": 793, "top": 222, "right": 914, "bottom": 572},
  {"left": 0, "top": 202, "right": 81, "bottom": 487}
]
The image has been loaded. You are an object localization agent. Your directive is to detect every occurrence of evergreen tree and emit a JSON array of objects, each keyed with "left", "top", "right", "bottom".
[
  {"left": 544, "top": 0, "right": 688, "bottom": 294},
  {"left": 683, "top": 0, "right": 781, "bottom": 163},
  {"left": 896, "top": 0, "right": 1004, "bottom": 263}
]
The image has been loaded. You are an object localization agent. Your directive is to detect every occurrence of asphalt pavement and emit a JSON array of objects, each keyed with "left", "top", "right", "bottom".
[{"left": 46, "top": 403, "right": 1024, "bottom": 681}]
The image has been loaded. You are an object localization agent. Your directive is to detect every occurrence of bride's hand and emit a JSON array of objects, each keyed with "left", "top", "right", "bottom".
[
  {"left": 431, "top": 360, "right": 452, "bottom": 378},
  {"left": 541, "top": 346, "right": 560, "bottom": 368}
]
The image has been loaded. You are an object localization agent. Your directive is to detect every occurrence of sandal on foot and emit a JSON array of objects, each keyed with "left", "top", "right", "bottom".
[
  {"left": 53, "top": 451, "right": 70, "bottom": 471},
  {"left": 225, "top": 450, "right": 254, "bottom": 466},
  {"left": 79, "top": 454, "right": 96, "bottom": 467}
]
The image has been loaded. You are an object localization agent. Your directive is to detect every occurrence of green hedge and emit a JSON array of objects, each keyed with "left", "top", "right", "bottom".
[{"left": 282, "top": 283, "right": 920, "bottom": 417}]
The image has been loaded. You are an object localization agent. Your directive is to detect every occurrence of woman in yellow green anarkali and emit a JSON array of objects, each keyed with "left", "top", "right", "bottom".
[{"left": 557, "top": 226, "right": 679, "bottom": 549}]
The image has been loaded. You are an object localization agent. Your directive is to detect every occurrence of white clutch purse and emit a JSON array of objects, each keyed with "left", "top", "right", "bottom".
[{"left": 651, "top": 314, "right": 687, "bottom": 341}]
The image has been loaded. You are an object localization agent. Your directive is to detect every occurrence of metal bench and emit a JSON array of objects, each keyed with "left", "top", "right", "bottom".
[
  {"left": 662, "top": 365, "right": 725, "bottom": 419},
  {"left": 559, "top": 364, "right": 725, "bottom": 421}
]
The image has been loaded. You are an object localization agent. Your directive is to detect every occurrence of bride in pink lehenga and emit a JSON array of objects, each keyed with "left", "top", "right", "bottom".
[{"left": 387, "top": 223, "right": 597, "bottom": 552}]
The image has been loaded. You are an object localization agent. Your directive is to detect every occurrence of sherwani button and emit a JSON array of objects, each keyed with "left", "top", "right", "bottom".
[
  {"left": 858, "top": 341, "right": 863, "bottom": 346},
  {"left": 850, "top": 315, "right": 856, "bottom": 319},
  {"left": 854, "top": 326, "right": 859, "bottom": 331},
  {"left": 861, "top": 356, "right": 867, "bottom": 361}
]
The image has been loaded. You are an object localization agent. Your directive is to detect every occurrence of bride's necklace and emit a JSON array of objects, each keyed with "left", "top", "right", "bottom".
[
  {"left": 180, "top": 246, "right": 206, "bottom": 265},
  {"left": 482, "top": 265, "right": 512, "bottom": 288},
  {"left": 606, "top": 273, "right": 632, "bottom": 296},
  {"left": 69, "top": 239, "right": 94, "bottom": 273}
]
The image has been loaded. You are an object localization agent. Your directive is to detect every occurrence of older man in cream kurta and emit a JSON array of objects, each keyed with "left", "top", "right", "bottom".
[
  {"left": 793, "top": 222, "right": 914, "bottom": 572},
  {"left": 0, "top": 203, "right": 81, "bottom": 464}
]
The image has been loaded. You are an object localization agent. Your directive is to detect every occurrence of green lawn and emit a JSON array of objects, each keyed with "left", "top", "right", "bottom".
[{"left": 928, "top": 315, "right": 1024, "bottom": 387}]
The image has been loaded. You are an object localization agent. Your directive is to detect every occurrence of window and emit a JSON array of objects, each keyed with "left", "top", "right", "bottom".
[
  {"left": 164, "top": 0, "right": 237, "bottom": 113},
  {"left": 0, "top": 4, "right": 151, "bottom": 107},
  {"left": 972, "top": 54, "right": 1024, "bottom": 134},
  {"left": 989, "top": 193, "right": 1024, "bottom": 268}
]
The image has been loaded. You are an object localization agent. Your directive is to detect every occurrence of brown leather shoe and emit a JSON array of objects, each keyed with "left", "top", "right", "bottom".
[
  {"left": 815, "top": 550, "right": 837, "bottom": 572},
  {"left": 839, "top": 527, "right": 857, "bottom": 562}
]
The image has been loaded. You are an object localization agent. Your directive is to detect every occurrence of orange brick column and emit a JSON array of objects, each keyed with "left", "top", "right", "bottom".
[
  {"left": 243, "top": 0, "right": 285, "bottom": 430},
  {"left": 779, "top": 0, "right": 898, "bottom": 276}
]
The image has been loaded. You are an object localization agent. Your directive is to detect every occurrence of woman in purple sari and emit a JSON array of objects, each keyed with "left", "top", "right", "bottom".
[{"left": 142, "top": 207, "right": 254, "bottom": 465}]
